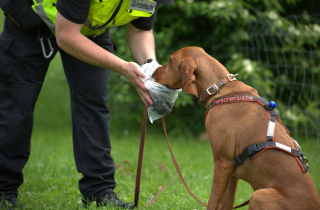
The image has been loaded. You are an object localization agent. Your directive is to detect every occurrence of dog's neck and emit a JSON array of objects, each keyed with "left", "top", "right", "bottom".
[{"left": 195, "top": 56, "right": 258, "bottom": 109}]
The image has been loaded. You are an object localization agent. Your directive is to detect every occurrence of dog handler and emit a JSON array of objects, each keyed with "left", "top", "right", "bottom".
[{"left": 0, "top": 0, "right": 173, "bottom": 209}]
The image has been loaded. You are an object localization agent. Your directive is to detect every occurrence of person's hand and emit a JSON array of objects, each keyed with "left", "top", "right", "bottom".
[{"left": 123, "top": 62, "right": 154, "bottom": 106}]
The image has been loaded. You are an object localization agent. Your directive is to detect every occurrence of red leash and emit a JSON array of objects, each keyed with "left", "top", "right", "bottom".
[
  {"left": 134, "top": 106, "right": 249, "bottom": 209},
  {"left": 160, "top": 116, "right": 207, "bottom": 207},
  {"left": 134, "top": 106, "right": 148, "bottom": 207}
]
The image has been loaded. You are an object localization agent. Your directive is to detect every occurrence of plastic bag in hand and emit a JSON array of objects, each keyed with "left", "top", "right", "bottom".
[{"left": 120, "top": 59, "right": 181, "bottom": 122}]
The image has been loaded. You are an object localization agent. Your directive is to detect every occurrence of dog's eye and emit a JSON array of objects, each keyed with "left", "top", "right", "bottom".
[{"left": 168, "top": 59, "right": 171, "bottom": 64}]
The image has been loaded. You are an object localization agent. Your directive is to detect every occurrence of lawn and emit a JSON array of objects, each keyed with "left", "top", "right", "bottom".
[{"left": 14, "top": 125, "right": 320, "bottom": 210}]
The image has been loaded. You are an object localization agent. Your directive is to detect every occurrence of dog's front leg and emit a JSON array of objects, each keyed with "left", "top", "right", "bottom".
[
  {"left": 207, "top": 157, "right": 235, "bottom": 210},
  {"left": 221, "top": 176, "right": 238, "bottom": 210}
]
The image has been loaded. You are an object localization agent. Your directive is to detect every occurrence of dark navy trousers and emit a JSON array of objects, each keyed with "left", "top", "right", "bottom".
[{"left": 0, "top": 17, "right": 117, "bottom": 199}]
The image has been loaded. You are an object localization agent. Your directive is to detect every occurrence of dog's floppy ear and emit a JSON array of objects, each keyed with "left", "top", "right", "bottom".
[{"left": 179, "top": 57, "right": 198, "bottom": 98}]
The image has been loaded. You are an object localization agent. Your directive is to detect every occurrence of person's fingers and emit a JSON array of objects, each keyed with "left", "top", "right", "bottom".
[
  {"left": 125, "top": 62, "right": 153, "bottom": 106},
  {"left": 136, "top": 87, "right": 153, "bottom": 106},
  {"left": 134, "top": 76, "right": 148, "bottom": 91},
  {"left": 137, "top": 92, "right": 149, "bottom": 107},
  {"left": 125, "top": 63, "right": 146, "bottom": 86},
  {"left": 143, "top": 92, "right": 153, "bottom": 106},
  {"left": 131, "top": 62, "right": 148, "bottom": 79}
]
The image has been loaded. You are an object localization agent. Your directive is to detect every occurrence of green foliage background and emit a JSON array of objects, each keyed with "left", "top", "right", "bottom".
[
  {"left": 0, "top": 0, "right": 319, "bottom": 138},
  {"left": 108, "top": 0, "right": 320, "bottom": 137}
]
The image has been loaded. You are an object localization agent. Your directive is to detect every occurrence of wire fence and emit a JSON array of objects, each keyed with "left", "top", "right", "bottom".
[{"left": 239, "top": 13, "right": 320, "bottom": 153}]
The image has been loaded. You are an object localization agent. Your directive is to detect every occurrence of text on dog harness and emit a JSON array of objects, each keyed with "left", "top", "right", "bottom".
[{"left": 204, "top": 95, "right": 309, "bottom": 173}]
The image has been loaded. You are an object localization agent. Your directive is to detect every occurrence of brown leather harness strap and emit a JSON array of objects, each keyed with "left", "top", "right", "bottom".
[
  {"left": 198, "top": 74, "right": 238, "bottom": 106},
  {"left": 134, "top": 106, "right": 249, "bottom": 209}
]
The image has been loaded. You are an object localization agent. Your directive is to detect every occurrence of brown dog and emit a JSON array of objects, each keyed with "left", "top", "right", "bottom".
[{"left": 152, "top": 47, "right": 320, "bottom": 210}]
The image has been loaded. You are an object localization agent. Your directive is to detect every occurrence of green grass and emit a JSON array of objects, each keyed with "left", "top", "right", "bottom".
[{"left": 13, "top": 126, "right": 320, "bottom": 210}]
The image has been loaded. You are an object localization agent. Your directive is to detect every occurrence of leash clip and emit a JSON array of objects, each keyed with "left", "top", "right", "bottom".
[
  {"left": 227, "top": 73, "right": 239, "bottom": 81},
  {"left": 40, "top": 37, "right": 54, "bottom": 59},
  {"left": 38, "top": 29, "right": 54, "bottom": 59}
]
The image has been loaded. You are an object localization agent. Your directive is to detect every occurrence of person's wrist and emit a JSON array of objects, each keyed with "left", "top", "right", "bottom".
[
  {"left": 116, "top": 60, "right": 129, "bottom": 76},
  {"left": 144, "top": 58, "right": 157, "bottom": 64}
]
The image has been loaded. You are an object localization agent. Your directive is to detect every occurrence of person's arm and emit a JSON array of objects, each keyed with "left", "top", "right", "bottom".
[
  {"left": 55, "top": 12, "right": 153, "bottom": 106},
  {"left": 126, "top": 22, "right": 156, "bottom": 65}
]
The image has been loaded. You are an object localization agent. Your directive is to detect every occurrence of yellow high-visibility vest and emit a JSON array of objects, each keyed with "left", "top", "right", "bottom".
[{"left": 32, "top": 0, "right": 156, "bottom": 37}]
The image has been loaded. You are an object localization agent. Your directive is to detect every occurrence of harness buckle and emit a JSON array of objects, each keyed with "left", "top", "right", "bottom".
[
  {"left": 246, "top": 144, "right": 259, "bottom": 155},
  {"left": 227, "top": 73, "right": 239, "bottom": 81},
  {"left": 295, "top": 151, "right": 309, "bottom": 169},
  {"left": 301, "top": 156, "right": 309, "bottom": 169},
  {"left": 206, "top": 84, "right": 218, "bottom": 95}
]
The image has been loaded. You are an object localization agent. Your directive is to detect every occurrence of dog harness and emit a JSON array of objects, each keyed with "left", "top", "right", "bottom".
[{"left": 204, "top": 95, "right": 309, "bottom": 173}]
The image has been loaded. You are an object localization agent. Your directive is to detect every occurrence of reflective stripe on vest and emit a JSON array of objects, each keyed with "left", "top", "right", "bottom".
[
  {"left": 33, "top": 1, "right": 55, "bottom": 33},
  {"left": 32, "top": 0, "right": 156, "bottom": 37}
]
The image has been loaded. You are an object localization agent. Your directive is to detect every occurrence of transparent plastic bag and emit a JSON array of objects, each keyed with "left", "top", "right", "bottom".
[
  {"left": 142, "top": 77, "right": 181, "bottom": 123},
  {"left": 120, "top": 60, "right": 181, "bottom": 123}
]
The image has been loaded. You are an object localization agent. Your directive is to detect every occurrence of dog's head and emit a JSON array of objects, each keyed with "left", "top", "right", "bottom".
[{"left": 152, "top": 47, "right": 202, "bottom": 98}]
